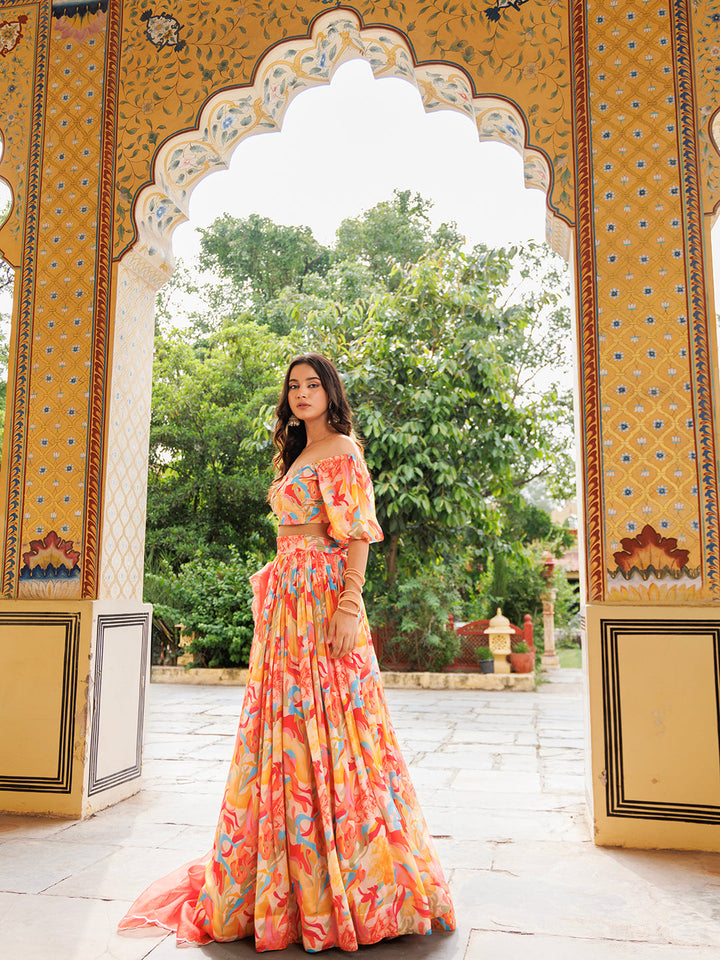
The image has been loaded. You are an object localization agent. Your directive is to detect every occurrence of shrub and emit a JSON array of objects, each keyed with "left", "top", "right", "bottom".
[
  {"left": 553, "top": 567, "right": 581, "bottom": 644},
  {"left": 370, "top": 562, "right": 461, "bottom": 672},
  {"left": 462, "top": 542, "right": 580, "bottom": 658},
  {"left": 144, "top": 547, "right": 267, "bottom": 668}
]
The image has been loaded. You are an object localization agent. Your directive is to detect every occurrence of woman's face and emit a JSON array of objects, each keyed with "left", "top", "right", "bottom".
[{"left": 287, "top": 362, "right": 329, "bottom": 424}]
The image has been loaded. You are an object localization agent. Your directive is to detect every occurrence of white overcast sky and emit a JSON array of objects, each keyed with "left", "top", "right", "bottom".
[
  {"left": 173, "top": 58, "right": 720, "bottom": 296},
  {"left": 173, "top": 58, "right": 549, "bottom": 260}
]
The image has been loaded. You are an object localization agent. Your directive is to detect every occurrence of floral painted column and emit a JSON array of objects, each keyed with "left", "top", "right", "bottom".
[
  {"left": 573, "top": 0, "right": 720, "bottom": 849},
  {"left": 0, "top": 1, "right": 151, "bottom": 819}
]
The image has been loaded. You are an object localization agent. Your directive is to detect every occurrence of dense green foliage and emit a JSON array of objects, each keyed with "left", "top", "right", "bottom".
[
  {"left": 146, "top": 313, "right": 284, "bottom": 568},
  {"left": 334, "top": 190, "right": 462, "bottom": 282},
  {"left": 145, "top": 548, "right": 263, "bottom": 668},
  {"left": 373, "top": 561, "right": 461, "bottom": 672},
  {"left": 199, "top": 213, "right": 331, "bottom": 304},
  {"left": 300, "top": 245, "right": 575, "bottom": 586},
  {"left": 462, "top": 543, "right": 578, "bottom": 651},
  {"left": 145, "top": 195, "right": 576, "bottom": 666}
]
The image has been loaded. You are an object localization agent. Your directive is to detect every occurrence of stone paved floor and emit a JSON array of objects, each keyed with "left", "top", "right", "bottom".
[{"left": 2, "top": 670, "right": 720, "bottom": 959}]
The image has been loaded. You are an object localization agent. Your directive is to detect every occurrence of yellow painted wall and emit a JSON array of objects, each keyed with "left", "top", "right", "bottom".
[{"left": 0, "top": 0, "right": 718, "bottom": 841}]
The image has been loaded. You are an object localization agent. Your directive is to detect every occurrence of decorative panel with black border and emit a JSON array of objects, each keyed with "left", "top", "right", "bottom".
[
  {"left": 87, "top": 613, "right": 150, "bottom": 796},
  {"left": 0, "top": 613, "right": 81, "bottom": 793},
  {"left": 601, "top": 618, "right": 720, "bottom": 824}
]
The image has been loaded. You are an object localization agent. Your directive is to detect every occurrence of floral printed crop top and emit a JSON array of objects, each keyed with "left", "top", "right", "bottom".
[{"left": 269, "top": 452, "right": 384, "bottom": 545}]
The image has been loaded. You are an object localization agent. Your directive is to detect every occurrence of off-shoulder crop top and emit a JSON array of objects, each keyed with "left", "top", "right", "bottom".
[{"left": 269, "top": 452, "right": 384, "bottom": 545}]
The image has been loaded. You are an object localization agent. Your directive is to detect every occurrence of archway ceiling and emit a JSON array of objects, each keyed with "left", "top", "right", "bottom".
[{"left": 115, "top": 0, "right": 573, "bottom": 267}]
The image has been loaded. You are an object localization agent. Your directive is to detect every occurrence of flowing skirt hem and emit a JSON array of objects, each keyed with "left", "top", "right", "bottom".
[{"left": 119, "top": 897, "right": 456, "bottom": 952}]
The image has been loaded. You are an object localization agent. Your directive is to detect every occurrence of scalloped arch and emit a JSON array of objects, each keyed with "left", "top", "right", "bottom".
[
  {"left": 129, "top": 8, "right": 570, "bottom": 283},
  {"left": 710, "top": 108, "right": 720, "bottom": 227}
]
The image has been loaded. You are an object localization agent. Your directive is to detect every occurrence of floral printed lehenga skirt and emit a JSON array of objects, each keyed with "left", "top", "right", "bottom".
[{"left": 119, "top": 535, "right": 455, "bottom": 951}]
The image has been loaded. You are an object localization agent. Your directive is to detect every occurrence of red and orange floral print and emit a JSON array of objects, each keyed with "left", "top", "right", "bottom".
[{"left": 119, "top": 454, "right": 454, "bottom": 951}]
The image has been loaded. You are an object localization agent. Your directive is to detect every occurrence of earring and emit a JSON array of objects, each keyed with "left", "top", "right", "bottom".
[{"left": 287, "top": 415, "right": 301, "bottom": 427}]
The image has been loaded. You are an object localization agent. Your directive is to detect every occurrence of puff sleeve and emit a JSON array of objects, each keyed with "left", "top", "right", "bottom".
[{"left": 315, "top": 453, "right": 384, "bottom": 545}]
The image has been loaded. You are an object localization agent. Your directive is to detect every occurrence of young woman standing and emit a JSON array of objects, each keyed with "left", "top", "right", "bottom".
[{"left": 119, "top": 353, "right": 455, "bottom": 951}]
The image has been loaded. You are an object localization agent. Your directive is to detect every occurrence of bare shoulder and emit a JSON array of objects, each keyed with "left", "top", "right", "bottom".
[{"left": 317, "top": 433, "right": 362, "bottom": 461}]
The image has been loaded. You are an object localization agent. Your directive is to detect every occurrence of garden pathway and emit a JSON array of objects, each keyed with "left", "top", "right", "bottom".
[{"left": 2, "top": 670, "right": 720, "bottom": 959}]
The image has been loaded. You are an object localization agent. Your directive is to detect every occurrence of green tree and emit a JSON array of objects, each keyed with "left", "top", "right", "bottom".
[
  {"left": 198, "top": 213, "right": 331, "bottom": 304},
  {"left": 300, "top": 244, "right": 573, "bottom": 584},
  {"left": 495, "top": 242, "right": 575, "bottom": 502},
  {"left": 260, "top": 259, "right": 378, "bottom": 337},
  {"left": 500, "top": 495, "right": 574, "bottom": 553},
  {"left": 146, "top": 313, "right": 289, "bottom": 568},
  {"left": 335, "top": 188, "right": 462, "bottom": 282},
  {"left": 145, "top": 548, "right": 262, "bottom": 668},
  {"left": 151, "top": 199, "right": 575, "bottom": 645}
]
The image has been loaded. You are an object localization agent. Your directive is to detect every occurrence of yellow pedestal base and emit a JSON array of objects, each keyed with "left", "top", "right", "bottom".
[
  {"left": 586, "top": 603, "right": 720, "bottom": 852},
  {"left": 0, "top": 599, "right": 151, "bottom": 819}
]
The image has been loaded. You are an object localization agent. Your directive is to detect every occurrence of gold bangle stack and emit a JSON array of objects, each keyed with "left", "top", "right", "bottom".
[{"left": 336, "top": 569, "right": 365, "bottom": 617}]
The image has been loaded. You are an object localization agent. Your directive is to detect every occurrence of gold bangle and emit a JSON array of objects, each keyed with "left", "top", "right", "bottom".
[
  {"left": 337, "top": 592, "right": 362, "bottom": 613},
  {"left": 336, "top": 603, "right": 361, "bottom": 617}
]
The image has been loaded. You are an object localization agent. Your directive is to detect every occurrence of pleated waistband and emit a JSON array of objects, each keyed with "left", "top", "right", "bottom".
[{"left": 276, "top": 535, "right": 345, "bottom": 556}]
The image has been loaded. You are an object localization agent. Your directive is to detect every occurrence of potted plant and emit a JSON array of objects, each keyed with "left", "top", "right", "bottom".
[
  {"left": 509, "top": 641, "right": 535, "bottom": 674},
  {"left": 476, "top": 645, "right": 495, "bottom": 674}
]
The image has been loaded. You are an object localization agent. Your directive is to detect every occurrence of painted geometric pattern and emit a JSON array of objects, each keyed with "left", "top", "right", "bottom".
[
  {"left": 98, "top": 256, "right": 157, "bottom": 601},
  {"left": 130, "top": 10, "right": 561, "bottom": 277},
  {"left": 12, "top": 17, "right": 107, "bottom": 597},
  {"left": 114, "top": 0, "right": 572, "bottom": 259},
  {"left": 586, "top": 2, "right": 707, "bottom": 599}
]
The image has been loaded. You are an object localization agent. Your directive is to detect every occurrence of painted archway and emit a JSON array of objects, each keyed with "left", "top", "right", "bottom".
[
  {"left": 129, "top": 9, "right": 567, "bottom": 280},
  {"left": 0, "top": 0, "right": 719, "bottom": 852},
  {"left": 104, "top": 8, "right": 569, "bottom": 602}
]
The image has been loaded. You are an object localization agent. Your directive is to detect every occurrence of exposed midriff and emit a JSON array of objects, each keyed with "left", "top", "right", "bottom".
[{"left": 277, "top": 522, "right": 330, "bottom": 539}]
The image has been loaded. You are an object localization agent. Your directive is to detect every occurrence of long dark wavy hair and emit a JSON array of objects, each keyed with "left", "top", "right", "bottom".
[{"left": 272, "top": 353, "right": 355, "bottom": 477}]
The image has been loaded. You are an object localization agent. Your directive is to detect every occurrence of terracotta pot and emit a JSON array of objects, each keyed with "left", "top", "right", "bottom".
[{"left": 509, "top": 651, "right": 535, "bottom": 674}]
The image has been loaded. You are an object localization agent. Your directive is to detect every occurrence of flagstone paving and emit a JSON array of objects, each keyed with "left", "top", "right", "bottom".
[{"left": 2, "top": 669, "right": 720, "bottom": 959}]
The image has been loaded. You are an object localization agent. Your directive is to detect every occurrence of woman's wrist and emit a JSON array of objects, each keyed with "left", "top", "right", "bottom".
[
  {"left": 336, "top": 598, "right": 362, "bottom": 616},
  {"left": 338, "top": 568, "right": 364, "bottom": 613}
]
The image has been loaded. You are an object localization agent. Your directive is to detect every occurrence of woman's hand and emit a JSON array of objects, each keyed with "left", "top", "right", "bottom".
[
  {"left": 328, "top": 538, "right": 368, "bottom": 659},
  {"left": 328, "top": 609, "right": 360, "bottom": 659}
]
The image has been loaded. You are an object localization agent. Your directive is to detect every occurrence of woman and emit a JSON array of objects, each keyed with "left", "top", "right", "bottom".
[{"left": 119, "top": 353, "right": 455, "bottom": 951}]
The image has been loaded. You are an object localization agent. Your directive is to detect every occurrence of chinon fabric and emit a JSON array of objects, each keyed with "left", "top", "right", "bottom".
[{"left": 119, "top": 454, "right": 455, "bottom": 952}]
